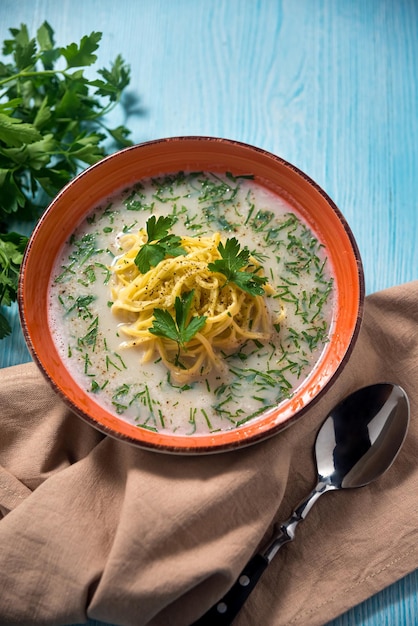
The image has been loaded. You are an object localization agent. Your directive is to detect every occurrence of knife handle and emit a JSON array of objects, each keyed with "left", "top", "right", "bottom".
[{"left": 191, "top": 553, "right": 269, "bottom": 626}]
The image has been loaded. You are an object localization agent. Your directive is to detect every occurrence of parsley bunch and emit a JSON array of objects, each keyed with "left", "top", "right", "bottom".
[{"left": 0, "top": 21, "right": 133, "bottom": 338}]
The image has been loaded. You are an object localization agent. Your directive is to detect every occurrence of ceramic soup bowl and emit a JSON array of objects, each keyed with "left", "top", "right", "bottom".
[{"left": 19, "top": 137, "right": 364, "bottom": 454}]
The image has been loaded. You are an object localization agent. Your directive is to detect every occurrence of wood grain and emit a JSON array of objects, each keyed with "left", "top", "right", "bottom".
[{"left": 1, "top": 1, "right": 417, "bottom": 624}]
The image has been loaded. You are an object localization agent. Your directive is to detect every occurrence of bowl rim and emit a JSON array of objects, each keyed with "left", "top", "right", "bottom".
[{"left": 18, "top": 135, "right": 365, "bottom": 454}]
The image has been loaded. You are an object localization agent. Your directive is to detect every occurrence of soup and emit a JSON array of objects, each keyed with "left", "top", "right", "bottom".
[{"left": 48, "top": 171, "right": 335, "bottom": 436}]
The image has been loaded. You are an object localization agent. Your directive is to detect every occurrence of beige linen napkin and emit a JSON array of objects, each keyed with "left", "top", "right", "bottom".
[{"left": 0, "top": 281, "right": 417, "bottom": 626}]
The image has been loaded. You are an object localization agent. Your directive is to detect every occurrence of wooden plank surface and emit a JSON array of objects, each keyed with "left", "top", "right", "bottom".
[{"left": 1, "top": 1, "right": 417, "bottom": 624}]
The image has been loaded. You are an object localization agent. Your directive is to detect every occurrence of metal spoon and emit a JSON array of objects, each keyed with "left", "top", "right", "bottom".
[{"left": 192, "top": 383, "right": 410, "bottom": 626}]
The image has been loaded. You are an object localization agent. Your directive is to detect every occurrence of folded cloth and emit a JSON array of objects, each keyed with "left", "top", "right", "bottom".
[{"left": 0, "top": 281, "right": 417, "bottom": 626}]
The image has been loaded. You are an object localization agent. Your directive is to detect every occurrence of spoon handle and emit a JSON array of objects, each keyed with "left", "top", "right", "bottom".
[
  {"left": 192, "top": 483, "right": 329, "bottom": 626},
  {"left": 263, "top": 482, "right": 328, "bottom": 561},
  {"left": 191, "top": 553, "right": 269, "bottom": 626}
]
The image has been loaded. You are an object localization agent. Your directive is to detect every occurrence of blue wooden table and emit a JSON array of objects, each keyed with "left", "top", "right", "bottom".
[{"left": 1, "top": 1, "right": 417, "bottom": 624}]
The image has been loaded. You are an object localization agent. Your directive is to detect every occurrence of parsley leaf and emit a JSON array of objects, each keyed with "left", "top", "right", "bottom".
[
  {"left": 91, "top": 54, "right": 131, "bottom": 102},
  {"left": 208, "top": 237, "right": 268, "bottom": 296},
  {"left": 150, "top": 291, "right": 207, "bottom": 354},
  {"left": 134, "top": 215, "right": 187, "bottom": 273},
  {"left": 146, "top": 215, "right": 173, "bottom": 240},
  {"left": 0, "top": 113, "right": 42, "bottom": 146},
  {"left": 61, "top": 31, "right": 101, "bottom": 68}
]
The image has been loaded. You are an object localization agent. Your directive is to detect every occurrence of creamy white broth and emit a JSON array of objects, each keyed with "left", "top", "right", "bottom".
[{"left": 48, "top": 172, "right": 334, "bottom": 436}]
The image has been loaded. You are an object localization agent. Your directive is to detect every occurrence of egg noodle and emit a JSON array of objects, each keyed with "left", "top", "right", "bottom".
[{"left": 110, "top": 230, "right": 281, "bottom": 383}]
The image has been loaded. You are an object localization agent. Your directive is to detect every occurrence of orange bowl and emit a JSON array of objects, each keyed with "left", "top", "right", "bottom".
[{"left": 18, "top": 137, "right": 364, "bottom": 454}]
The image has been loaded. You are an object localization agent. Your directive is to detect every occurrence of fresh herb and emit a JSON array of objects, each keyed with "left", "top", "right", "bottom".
[
  {"left": 134, "top": 215, "right": 186, "bottom": 273},
  {"left": 94, "top": 261, "right": 111, "bottom": 285},
  {"left": 188, "top": 407, "right": 198, "bottom": 435},
  {"left": 208, "top": 237, "right": 268, "bottom": 296},
  {"left": 105, "top": 352, "right": 127, "bottom": 372},
  {"left": 78, "top": 315, "right": 99, "bottom": 350},
  {"left": 54, "top": 233, "right": 101, "bottom": 283},
  {"left": 111, "top": 383, "right": 130, "bottom": 414},
  {"left": 78, "top": 263, "right": 97, "bottom": 287},
  {"left": 123, "top": 189, "right": 154, "bottom": 212},
  {"left": 0, "top": 231, "right": 27, "bottom": 337},
  {"left": 62, "top": 293, "right": 96, "bottom": 319},
  {"left": 149, "top": 290, "right": 207, "bottom": 365},
  {"left": 152, "top": 171, "right": 187, "bottom": 199},
  {"left": 195, "top": 173, "right": 242, "bottom": 230},
  {"left": 132, "top": 383, "right": 165, "bottom": 431},
  {"left": 91, "top": 379, "right": 101, "bottom": 393},
  {"left": 0, "top": 21, "right": 133, "bottom": 339},
  {"left": 198, "top": 174, "right": 239, "bottom": 205}
]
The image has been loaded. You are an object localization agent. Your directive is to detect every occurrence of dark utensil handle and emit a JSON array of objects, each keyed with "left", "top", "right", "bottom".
[{"left": 191, "top": 553, "right": 269, "bottom": 625}]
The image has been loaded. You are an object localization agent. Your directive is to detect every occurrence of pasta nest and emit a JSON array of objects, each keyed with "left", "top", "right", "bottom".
[{"left": 110, "top": 231, "right": 279, "bottom": 382}]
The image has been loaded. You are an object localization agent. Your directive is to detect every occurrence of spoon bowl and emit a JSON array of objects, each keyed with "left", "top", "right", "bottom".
[
  {"left": 193, "top": 383, "right": 410, "bottom": 626},
  {"left": 316, "top": 383, "right": 410, "bottom": 489}
]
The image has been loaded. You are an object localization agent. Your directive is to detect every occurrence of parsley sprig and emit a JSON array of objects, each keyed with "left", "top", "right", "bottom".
[
  {"left": 208, "top": 237, "right": 268, "bottom": 296},
  {"left": 149, "top": 290, "right": 207, "bottom": 367},
  {"left": 134, "top": 215, "right": 186, "bottom": 273},
  {"left": 0, "top": 21, "right": 134, "bottom": 339},
  {"left": 0, "top": 232, "right": 27, "bottom": 337}
]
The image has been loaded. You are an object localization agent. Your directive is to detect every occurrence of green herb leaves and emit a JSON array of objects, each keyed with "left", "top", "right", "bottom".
[
  {"left": 208, "top": 237, "right": 268, "bottom": 296},
  {"left": 0, "top": 21, "right": 133, "bottom": 339},
  {"left": 0, "top": 23, "right": 132, "bottom": 216},
  {"left": 0, "top": 232, "right": 28, "bottom": 337},
  {"left": 134, "top": 217, "right": 268, "bottom": 297},
  {"left": 91, "top": 54, "right": 131, "bottom": 103},
  {"left": 0, "top": 113, "right": 42, "bottom": 147},
  {"left": 61, "top": 31, "right": 102, "bottom": 68},
  {"left": 150, "top": 291, "right": 207, "bottom": 363},
  {"left": 134, "top": 216, "right": 186, "bottom": 273}
]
